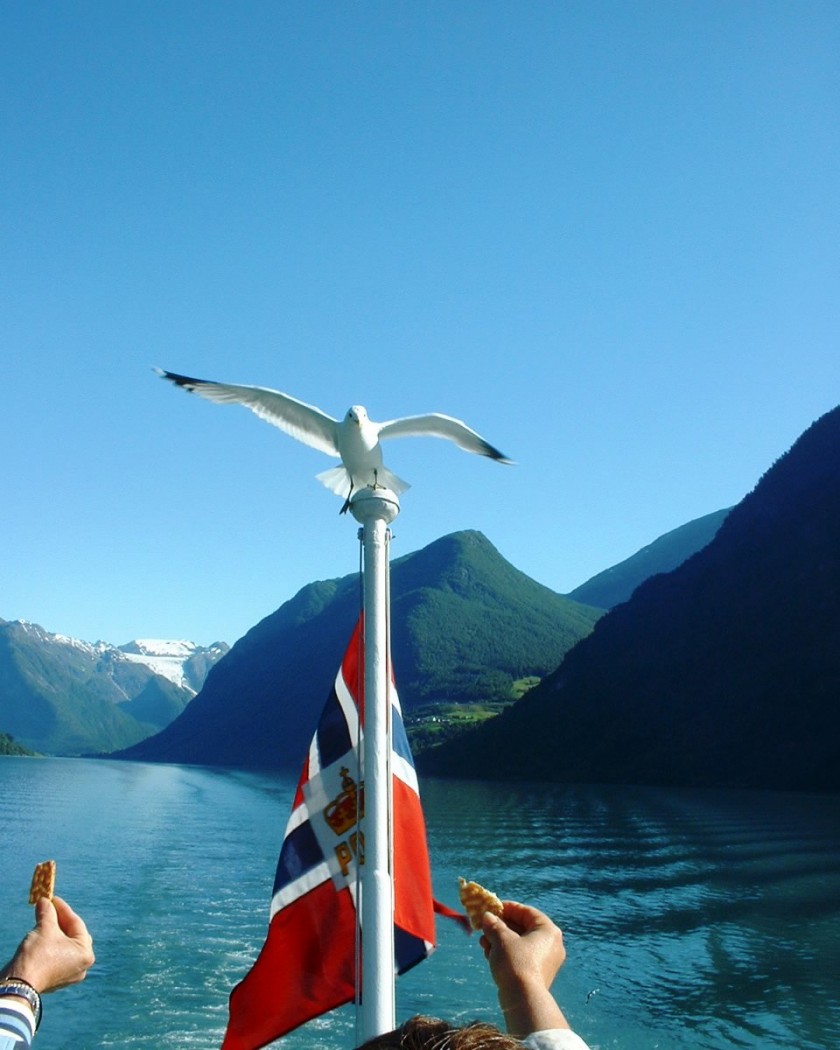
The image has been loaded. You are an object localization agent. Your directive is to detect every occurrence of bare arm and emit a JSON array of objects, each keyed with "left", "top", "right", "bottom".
[{"left": 480, "top": 900, "right": 570, "bottom": 1037}]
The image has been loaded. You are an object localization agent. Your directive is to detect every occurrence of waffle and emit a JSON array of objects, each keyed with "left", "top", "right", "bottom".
[
  {"left": 458, "top": 876, "right": 504, "bottom": 930},
  {"left": 29, "top": 860, "right": 56, "bottom": 905}
]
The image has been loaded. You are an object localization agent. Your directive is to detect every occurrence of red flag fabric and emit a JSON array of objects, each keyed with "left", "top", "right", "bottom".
[{"left": 221, "top": 618, "right": 439, "bottom": 1049}]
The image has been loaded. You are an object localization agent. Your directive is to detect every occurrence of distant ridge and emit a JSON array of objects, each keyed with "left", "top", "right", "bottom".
[
  {"left": 421, "top": 406, "right": 840, "bottom": 793},
  {"left": 567, "top": 507, "right": 731, "bottom": 609},
  {"left": 117, "top": 531, "right": 602, "bottom": 770},
  {"left": 0, "top": 622, "right": 227, "bottom": 755}
]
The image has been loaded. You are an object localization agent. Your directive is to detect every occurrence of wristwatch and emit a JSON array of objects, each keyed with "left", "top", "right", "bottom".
[{"left": 0, "top": 978, "right": 42, "bottom": 1029}]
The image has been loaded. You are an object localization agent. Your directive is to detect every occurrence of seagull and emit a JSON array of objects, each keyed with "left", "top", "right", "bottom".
[{"left": 156, "top": 369, "right": 513, "bottom": 512}]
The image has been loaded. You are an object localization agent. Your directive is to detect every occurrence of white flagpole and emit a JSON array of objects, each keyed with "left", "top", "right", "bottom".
[{"left": 350, "top": 485, "right": 401, "bottom": 1042}]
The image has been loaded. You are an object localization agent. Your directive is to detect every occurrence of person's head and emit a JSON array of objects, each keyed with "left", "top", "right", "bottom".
[{"left": 356, "top": 1015, "right": 523, "bottom": 1049}]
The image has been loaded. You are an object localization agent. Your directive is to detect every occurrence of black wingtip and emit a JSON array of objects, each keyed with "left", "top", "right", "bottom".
[
  {"left": 156, "top": 368, "right": 203, "bottom": 392},
  {"left": 482, "top": 441, "right": 515, "bottom": 465}
]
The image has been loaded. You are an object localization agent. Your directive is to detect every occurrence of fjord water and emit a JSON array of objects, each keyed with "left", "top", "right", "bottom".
[{"left": 1, "top": 758, "right": 838, "bottom": 1050}]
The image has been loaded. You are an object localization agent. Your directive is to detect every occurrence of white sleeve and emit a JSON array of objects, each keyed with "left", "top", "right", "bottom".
[
  {"left": 0, "top": 1000, "right": 36, "bottom": 1048},
  {"left": 523, "top": 1030, "right": 592, "bottom": 1050}
]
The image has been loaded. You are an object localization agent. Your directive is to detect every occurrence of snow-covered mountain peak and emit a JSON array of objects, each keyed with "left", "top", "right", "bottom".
[
  {"left": 8, "top": 620, "right": 228, "bottom": 694},
  {"left": 119, "top": 639, "right": 198, "bottom": 659},
  {"left": 116, "top": 639, "right": 228, "bottom": 692}
]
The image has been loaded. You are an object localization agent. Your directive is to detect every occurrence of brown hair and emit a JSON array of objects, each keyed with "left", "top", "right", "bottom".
[{"left": 356, "top": 1015, "right": 524, "bottom": 1049}]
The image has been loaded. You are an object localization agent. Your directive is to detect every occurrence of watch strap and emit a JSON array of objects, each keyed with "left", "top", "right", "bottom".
[{"left": 0, "top": 979, "right": 42, "bottom": 1030}]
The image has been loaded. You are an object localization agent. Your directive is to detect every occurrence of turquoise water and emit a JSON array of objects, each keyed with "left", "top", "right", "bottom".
[{"left": 1, "top": 757, "right": 838, "bottom": 1049}]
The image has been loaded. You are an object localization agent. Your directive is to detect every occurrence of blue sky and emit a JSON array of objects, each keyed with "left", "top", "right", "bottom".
[{"left": 2, "top": 1, "right": 838, "bottom": 646}]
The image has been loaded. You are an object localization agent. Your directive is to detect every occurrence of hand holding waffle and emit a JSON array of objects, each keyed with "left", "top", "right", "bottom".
[
  {"left": 2, "top": 895, "right": 95, "bottom": 995},
  {"left": 479, "top": 899, "right": 571, "bottom": 1038}
]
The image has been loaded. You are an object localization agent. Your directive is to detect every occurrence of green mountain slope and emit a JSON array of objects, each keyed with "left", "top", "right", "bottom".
[
  {"left": 0, "top": 622, "right": 199, "bottom": 755},
  {"left": 422, "top": 406, "right": 840, "bottom": 793},
  {"left": 118, "top": 531, "right": 603, "bottom": 770},
  {"left": 0, "top": 732, "right": 34, "bottom": 756},
  {"left": 567, "top": 507, "right": 731, "bottom": 609}
]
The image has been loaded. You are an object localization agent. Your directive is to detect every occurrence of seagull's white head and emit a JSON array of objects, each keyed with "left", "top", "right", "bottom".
[{"left": 346, "top": 405, "right": 369, "bottom": 427}]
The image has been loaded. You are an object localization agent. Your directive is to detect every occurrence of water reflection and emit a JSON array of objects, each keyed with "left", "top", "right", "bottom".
[
  {"left": 0, "top": 760, "right": 837, "bottom": 1050},
  {"left": 420, "top": 778, "right": 840, "bottom": 1050}
]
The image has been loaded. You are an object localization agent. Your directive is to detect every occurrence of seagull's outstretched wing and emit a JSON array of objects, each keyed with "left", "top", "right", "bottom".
[
  {"left": 156, "top": 370, "right": 341, "bottom": 458},
  {"left": 378, "top": 413, "right": 513, "bottom": 463}
]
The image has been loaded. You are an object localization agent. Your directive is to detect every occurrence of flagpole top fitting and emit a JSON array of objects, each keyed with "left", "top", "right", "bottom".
[{"left": 349, "top": 485, "right": 400, "bottom": 526}]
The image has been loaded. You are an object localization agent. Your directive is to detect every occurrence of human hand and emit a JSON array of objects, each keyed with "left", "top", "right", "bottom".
[
  {"left": 1, "top": 896, "right": 95, "bottom": 994},
  {"left": 479, "top": 900, "right": 569, "bottom": 1035},
  {"left": 480, "top": 900, "right": 566, "bottom": 992}
]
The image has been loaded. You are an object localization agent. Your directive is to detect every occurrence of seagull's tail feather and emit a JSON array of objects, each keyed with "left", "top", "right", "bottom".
[
  {"left": 375, "top": 466, "right": 411, "bottom": 496},
  {"left": 315, "top": 465, "right": 352, "bottom": 498},
  {"left": 315, "top": 465, "right": 411, "bottom": 499}
]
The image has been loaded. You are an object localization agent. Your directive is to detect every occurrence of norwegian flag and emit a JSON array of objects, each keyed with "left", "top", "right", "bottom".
[{"left": 221, "top": 616, "right": 456, "bottom": 1050}]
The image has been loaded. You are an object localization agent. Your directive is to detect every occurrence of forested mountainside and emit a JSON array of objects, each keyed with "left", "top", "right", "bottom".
[
  {"left": 422, "top": 406, "right": 840, "bottom": 793},
  {"left": 0, "top": 623, "right": 227, "bottom": 755},
  {"left": 117, "top": 531, "right": 602, "bottom": 769}
]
